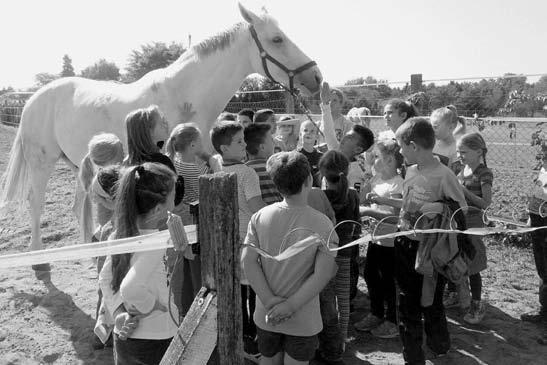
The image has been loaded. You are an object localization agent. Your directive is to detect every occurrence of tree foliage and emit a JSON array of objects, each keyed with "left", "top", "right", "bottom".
[
  {"left": 124, "top": 42, "right": 186, "bottom": 82},
  {"left": 34, "top": 72, "right": 60, "bottom": 88},
  {"left": 81, "top": 59, "right": 120, "bottom": 81},
  {"left": 60, "top": 55, "right": 75, "bottom": 77}
]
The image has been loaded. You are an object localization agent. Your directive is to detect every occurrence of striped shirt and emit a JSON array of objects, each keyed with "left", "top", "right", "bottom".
[
  {"left": 245, "top": 159, "right": 282, "bottom": 205},
  {"left": 173, "top": 158, "right": 210, "bottom": 204}
]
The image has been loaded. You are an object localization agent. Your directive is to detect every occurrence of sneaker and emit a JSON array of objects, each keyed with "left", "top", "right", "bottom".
[
  {"left": 371, "top": 321, "right": 399, "bottom": 339},
  {"left": 243, "top": 335, "right": 261, "bottom": 364},
  {"left": 464, "top": 300, "right": 486, "bottom": 324},
  {"left": 521, "top": 311, "right": 546, "bottom": 323},
  {"left": 443, "top": 291, "right": 459, "bottom": 308},
  {"left": 354, "top": 313, "right": 383, "bottom": 332}
]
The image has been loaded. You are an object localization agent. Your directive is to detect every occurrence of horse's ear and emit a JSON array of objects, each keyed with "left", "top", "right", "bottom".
[{"left": 238, "top": 2, "right": 261, "bottom": 25}]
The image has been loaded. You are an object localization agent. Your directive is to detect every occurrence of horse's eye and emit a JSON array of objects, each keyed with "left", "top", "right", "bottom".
[{"left": 272, "top": 36, "right": 283, "bottom": 44}]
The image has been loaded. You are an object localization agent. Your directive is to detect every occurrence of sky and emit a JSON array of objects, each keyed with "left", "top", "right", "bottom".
[{"left": 0, "top": 0, "right": 546, "bottom": 90}]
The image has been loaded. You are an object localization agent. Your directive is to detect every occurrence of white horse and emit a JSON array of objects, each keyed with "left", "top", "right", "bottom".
[{"left": 0, "top": 3, "right": 322, "bottom": 254}]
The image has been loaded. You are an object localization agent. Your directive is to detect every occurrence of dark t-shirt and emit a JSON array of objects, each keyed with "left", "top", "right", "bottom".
[
  {"left": 298, "top": 147, "right": 323, "bottom": 187},
  {"left": 323, "top": 188, "right": 361, "bottom": 257}
]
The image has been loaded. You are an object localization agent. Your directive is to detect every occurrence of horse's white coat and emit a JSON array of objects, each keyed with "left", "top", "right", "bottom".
[{"left": 0, "top": 4, "right": 322, "bottom": 251}]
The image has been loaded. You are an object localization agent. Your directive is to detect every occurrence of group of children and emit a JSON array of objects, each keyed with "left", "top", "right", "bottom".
[{"left": 78, "top": 80, "right": 547, "bottom": 365}]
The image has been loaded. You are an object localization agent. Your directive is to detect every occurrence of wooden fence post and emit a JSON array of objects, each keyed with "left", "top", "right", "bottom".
[{"left": 160, "top": 172, "right": 243, "bottom": 365}]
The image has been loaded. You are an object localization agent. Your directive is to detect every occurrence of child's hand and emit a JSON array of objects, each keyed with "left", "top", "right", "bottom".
[
  {"left": 320, "top": 82, "right": 331, "bottom": 105},
  {"left": 114, "top": 312, "right": 140, "bottom": 340},
  {"left": 180, "top": 102, "right": 196, "bottom": 123},
  {"left": 365, "top": 192, "right": 380, "bottom": 204},
  {"left": 266, "top": 301, "right": 294, "bottom": 326}
]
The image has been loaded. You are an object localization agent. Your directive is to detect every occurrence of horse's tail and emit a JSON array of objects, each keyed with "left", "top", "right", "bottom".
[{"left": 0, "top": 128, "right": 30, "bottom": 213}]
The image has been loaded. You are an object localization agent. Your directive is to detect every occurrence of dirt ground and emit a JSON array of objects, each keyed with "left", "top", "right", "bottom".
[{"left": 1, "top": 123, "right": 546, "bottom": 364}]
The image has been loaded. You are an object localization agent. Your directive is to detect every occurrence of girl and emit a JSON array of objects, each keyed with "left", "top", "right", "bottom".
[
  {"left": 165, "top": 123, "right": 220, "bottom": 214},
  {"left": 79, "top": 133, "right": 124, "bottom": 244},
  {"left": 274, "top": 116, "right": 300, "bottom": 152},
  {"left": 319, "top": 150, "right": 361, "bottom": 341},
  {"left": 452, "top": 133, "right": 493, "bottom": 324},
  {"left": 356, "top": 139, "right": 404, "bottom": 338},
  {"left": 123, "top": 105, "right": 184, "bottom": 207},
  {"left": 431, "top": 106, "right": 458, "bottom": 166},
  {"left": 99, "top": 162, "right": 179, "bottom": 365},
  {"left": 164, "top": 123, "right": 220, "bottom": 317},
  {"left": 382, "top": 98, "right": 418, "bottom": 138}
]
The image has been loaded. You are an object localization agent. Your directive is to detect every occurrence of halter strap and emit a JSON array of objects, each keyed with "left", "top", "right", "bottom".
[{"left": 249, "top": 26, "right": 317, "bottom": 92}]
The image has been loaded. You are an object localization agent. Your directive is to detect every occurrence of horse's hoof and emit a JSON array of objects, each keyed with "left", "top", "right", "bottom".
[{"left": 31, "top": 263, "right": 51, "bottom": 272}]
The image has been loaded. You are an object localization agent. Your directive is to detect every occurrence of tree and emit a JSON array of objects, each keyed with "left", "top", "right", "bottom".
[
  {"left": 34, "top": 72, "right": 60, "bottom": 88},
  {"left": 0, "top": 86, "right": 14, "bottom": 96},
  {"left": 60, "top": 54, "right": 75, "bottom": 77},
  {"left": 124, "top": 42, "right": 186, "bottom": 82},
  {"left": 81, "top": 59, "right": 120, "bottom": 81}
]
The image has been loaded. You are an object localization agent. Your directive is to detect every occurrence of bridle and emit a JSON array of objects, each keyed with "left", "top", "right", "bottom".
[
  {"left": 249, "top": 25, "right": 317, "bottom": 94},
  {"left": 248, "top": 25, "right": 323, "bottom": 137}
]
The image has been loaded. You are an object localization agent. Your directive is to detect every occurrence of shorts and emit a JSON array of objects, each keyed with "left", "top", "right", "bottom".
[{"left": 256, "top": 327, "right": 318, "bottom": 361}]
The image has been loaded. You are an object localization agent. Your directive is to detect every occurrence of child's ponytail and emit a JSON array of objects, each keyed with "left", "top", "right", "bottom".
[{"left": 111, "top": 166, "right": 140, "bottom": 293}]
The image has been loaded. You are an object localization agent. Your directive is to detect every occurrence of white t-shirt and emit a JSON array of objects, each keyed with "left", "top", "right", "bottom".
[{"left": 370, "top": 175, "right": 404, "bottom": 247}]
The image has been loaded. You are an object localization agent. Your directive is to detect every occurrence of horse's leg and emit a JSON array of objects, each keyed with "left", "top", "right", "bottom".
[
  {"left": 62, "top": 156, "right": 83, "bottom": 218},
  {"left": 28, "top": 162, "right": 56, "bottom": 252}
]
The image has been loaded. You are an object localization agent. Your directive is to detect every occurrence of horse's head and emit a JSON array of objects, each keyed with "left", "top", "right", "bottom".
[{"left": 239, "top": 3, "right": 322, "bottom": 96}]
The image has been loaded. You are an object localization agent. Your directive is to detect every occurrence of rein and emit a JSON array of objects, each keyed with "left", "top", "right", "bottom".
[{"left": 248, "top": 26, "right": 324, "bottom": 137}]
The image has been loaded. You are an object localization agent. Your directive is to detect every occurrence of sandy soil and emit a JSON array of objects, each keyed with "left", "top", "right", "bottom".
[{"left": 1, "top": 123, "right": 546, "bottom": 365}]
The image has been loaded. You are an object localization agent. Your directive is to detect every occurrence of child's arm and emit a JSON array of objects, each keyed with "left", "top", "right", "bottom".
[
  {"left": 461, "top": 169, "right": 493, "bottom": 210},
  {"left": 267, "top": 250, "right": 336, "bottom": 322},
  {"left": 120, "top": 250, "right": 166, "bottom": 315},
  {"left": 242, "top": 222, "right": 285, "bottom": 310},
  {"left": 244, "top": 167, "right": 266, "bottom": 213},
  {"left": 366, "top": 192, "right": 403, "bottom": 209},
  {"left": 319, "top": 82, "right": 340, "bottom": 151}
]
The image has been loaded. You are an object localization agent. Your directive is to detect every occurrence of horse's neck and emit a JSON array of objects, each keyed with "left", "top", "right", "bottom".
[{"left": 160, "top": 27, "right": 254, "bottom": 135}]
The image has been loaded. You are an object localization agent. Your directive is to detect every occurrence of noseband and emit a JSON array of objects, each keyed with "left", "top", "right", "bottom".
[{"left": 249, "top": 26, "right": 317, "bottom": 93}]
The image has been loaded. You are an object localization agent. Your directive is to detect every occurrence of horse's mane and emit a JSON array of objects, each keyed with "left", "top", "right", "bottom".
[{"left": 193, "top": 22, "right": 248, "bottom": 58}]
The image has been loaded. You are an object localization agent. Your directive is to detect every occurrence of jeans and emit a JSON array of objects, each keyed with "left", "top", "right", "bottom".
[
  {"left": 318, "top": 278, "right": 344, "bottom": 362},
  {"left": 363, "top": 243, "right": 396, "bottom": 323},
  {"left": 114, "top": 334, "right": 171, "bottom": 365},
  {"left": 394, "top": 236, "right": 450, "bottom": 365}
]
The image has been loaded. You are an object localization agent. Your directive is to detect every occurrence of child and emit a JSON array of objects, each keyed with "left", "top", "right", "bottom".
[
  {"left": 255, "top": 108, "right": 285, "bottom": 153},
  {"left": 451, "top": 105, "right": 467, "bottom": 142},
  {"left": 274, "top": 116, "right": 300, "bottom": 152},
  {"left": 523, "top": 151, "right": 547, "bottom": 344},
  {"left": 318, "top": 85, "right": 353, "bottom": 144},
  {"left": 78, "top": 133, "right": 124, "bottom": 244},
  {"left": 98, "top": 162, "right": 179, "bottom": 364},
  {"left": 297, "top": 120, "right": 323, "bottom": 187},
  {"left": 454, "top": 133, "right": 493, "bottom": 324},
  {"left": 123, "top": 105, "right": 184, "bottom": 207},
  {"left": 355, "top": 139, "right": 404, "bottom": 338},
  {"left": 238, "top": 108, "right": 255, "bottom": 128},
  {"left": 211, "top": 121, "right": 265, "bottom": 361},
  {"left": 319, "top": 82, "right": 375, "bottom": 191},
  {"left": 242, "top": 151, "right": 338, "bottom": 365},
  {"left": 319, "top": 150, "right": 361, "bottom": 342},
  {"left": 164, "top": 123, "right": 219, "bottom": 319},
  {"left": 382, "top": 98, "right": 418, "bottom": 139},
  {"left": 395, "top": 118, "right": 467, "bottom": 364},
  {"left": 431, "top": 107, "right": 458, "bottom": 166},
  {"left": 244, "top": 123, "right": 282, "bottom": 205}
]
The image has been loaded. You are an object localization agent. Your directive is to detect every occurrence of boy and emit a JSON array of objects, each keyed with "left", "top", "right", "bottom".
[
  {"left": 245, "top": 123, "right": 283, "bottom": 205},
  {"left": 242, "top": 151, "right": 338, "bottom": 365},
  {"left": 254, "top": 109, "right": 285, "bottom": 152},
  {"left": 297, "top": 119, "right": 323, "bottom": 187},
  {"left": 211, "top": 121, "right": 266, "bottom": 361},
  {"left": 238, "top": 108, "right": 255, "bottom": 128},
  {"left": 394, "top": 118, "right": 467, "bottom": 364}
]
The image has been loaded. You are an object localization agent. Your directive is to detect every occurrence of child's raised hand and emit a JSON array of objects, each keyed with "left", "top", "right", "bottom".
[
  {"left": 320, "top": 82, "right": 331, "bottom": 105},
  {"left": 180, "top": 102, "right": 196, "bottom": 123},
  {"left": 365, "top": 192, "right": 379, "bottom": 204}
]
